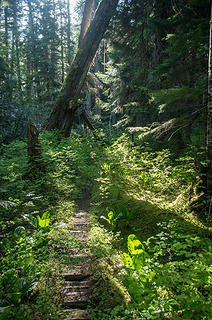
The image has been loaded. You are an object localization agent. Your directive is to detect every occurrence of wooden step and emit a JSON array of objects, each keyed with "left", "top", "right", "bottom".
[
  {"left": 74, "top": 212, "right": 88, "bottom": 218},
  {"left": 61, "top": 309, "right": 89, "bottom": 320},
  {"left": 64, "top": 270, "right": 92, "bottom": 281},
  {"left": 69, "top": 254, "right": 90, "bottom": 260},
  {"left": 74, "top": 223, "right": 88, "bottom": 231},
  {"left": 71, "top": 231, "right": 88, "bottom": 242},
  {"left": 63, "top": 280, "right": 95, "bottom": 291},
  {"left": 63, "top": 295, "right": 88, "bottom": 309}
]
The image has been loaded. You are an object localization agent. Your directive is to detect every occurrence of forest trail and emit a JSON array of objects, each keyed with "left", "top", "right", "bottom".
[{"left": 61, "top": 187, "right": 95, "bottom": 320}]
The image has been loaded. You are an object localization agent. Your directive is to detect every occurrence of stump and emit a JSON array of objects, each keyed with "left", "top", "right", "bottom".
[{"left": 27, "top": 119, "right": 42, "bottom": 165}]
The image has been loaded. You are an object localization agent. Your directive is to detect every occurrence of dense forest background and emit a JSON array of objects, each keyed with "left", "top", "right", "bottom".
[
  {"left": 1, "top": 0, "right": 212, "bottom": 319},
  {"left": 0, "top": 0, "right": 210, "bottom": 149}
]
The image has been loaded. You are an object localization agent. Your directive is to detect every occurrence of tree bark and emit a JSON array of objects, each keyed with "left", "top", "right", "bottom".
[
  {"left": 207, "top": 3, "right": 212, "bottom": 195},
  {"left": 46, "top": 0, "right": 119, "bottom": 137},
  {"left": 78, "top": 0, "right": 94, "bottom": 47},
  {"left": 27, "top": 119, "right": 42, "bottom": 161},
  {"left": 67, "top": 0, "right": 71, "bottom": 66}
]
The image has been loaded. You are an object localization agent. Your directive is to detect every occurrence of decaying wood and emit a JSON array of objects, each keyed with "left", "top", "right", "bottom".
[
  {"left": 27, "top": 119, "right": 42, "bottom": 161},
  {"left": 136, "top": 106, "right": 206, "bottom": 140},
  {"left": 46, "top": 0, "right": 119, "bottom": 137}
]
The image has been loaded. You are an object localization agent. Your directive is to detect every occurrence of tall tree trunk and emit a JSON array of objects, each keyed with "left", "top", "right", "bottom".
[
  {"left": 207, "top": 3, "right": 212, "bottom": 195},
  {"left": 4, "top": 6, "right": 9, "bottom": 63},
  {"left": 66, "top": 0, "right": 71, "bottom": 66},
  {"left": 60, "top": 3, "right": 65, "bottom": 83},
  {"left": 12, "top": 0, "right": 22, "bottom": 94},
  {"left": 78, "top": 0, "right": 94, "bottom": 46},
  {"left": 27, "top": 0, "right": 40, "bottom": 101},
  {"left": 47, "top": 0, "right": 119, "bottom": 137}
]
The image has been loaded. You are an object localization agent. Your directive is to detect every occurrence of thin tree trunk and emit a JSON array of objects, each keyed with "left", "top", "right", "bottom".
[
  {"left": 207, "top": 3, "right": 212, "bottom": 195},
  {"left": 27, "top": 0, "right": 40, "bottom": 101},
  {"left": 60, "top": 4, "right": 65, "bottom": 83},
  {"left": 47, "top": 0, "right": 119, "bottom": 137},
  {"left": 103, "top": 40, "right": 107, "bottom": 73},
  {"left": 12, "top": 0, "right": 22, "bottom": 94},
  {"left": 4, "top": 7, "right": 9, "bottom": 63}
]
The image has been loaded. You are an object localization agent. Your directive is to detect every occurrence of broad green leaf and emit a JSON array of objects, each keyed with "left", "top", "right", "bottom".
[
  {"left": 37, "top": 215, "right": 50, "bottom": 229},
  {"left": 108, "top": 211, "right": 114, "bottom": 220},
  {"left": 133, "top": 255, "right": 144, "bottom": 269},
  {"left": 42, "top": 211, "right": 50, "bottom": 220},
  {"left": 128, "top": 234, "right": 145, "bottom": 255},
  {"left": 122, "top": 252, "right": 134, "bottom": 269}
]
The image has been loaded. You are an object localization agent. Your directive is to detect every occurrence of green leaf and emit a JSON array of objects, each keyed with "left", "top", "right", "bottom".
[
  {"left": 42, "top": 211, "right": 50, "bottom": 220},
  {"left": 1, "top": 238, "right": 11, "bottom": 252},
  {"left": 122, "top": 252, "right": 134, "bottom": 269},
  {"left": 24, "top": 214, "right": 38, "bottom": 229},
  {"left": 0, "top": 299, "right": 12, "bottom": 310},
  {"left": 128, "top": 234, "right": 145, "bottom": 255},
  {"left": 14, "top": 226, "right": 26, "bottom": 242},
  {"left": 108, "top": 211, "right": 114, "bottom": 221},
  {"left": 37, "top": 215, "right": 50, "bottom": 229}
]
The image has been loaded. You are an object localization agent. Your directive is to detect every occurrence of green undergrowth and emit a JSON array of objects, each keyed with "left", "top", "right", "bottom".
[
  {"left": 0, "top": 131, "right": 101, "bottom": 319},
  {"left": 87, "top": 134, "right": 212, "bottom": 319},
  {"left": 1, "top": 131, "right": 212, "bottom": 319}
]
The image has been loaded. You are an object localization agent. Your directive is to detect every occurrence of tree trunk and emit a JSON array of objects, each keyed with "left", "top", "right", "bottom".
[
  {"left": 207, "top": 3, "right": 212, "bottom": 195},
  {"left": 78, "top": 0, "right": 94, "bottom": 47},
  {"left": 46, "top": 0, "right": 119, "bottom": 137},
  {"left": 67, "top": 0, "right": 71, "bottom": 66},
  {"left": 12, "top": 0, "right": 22, "bottom": 94},
  {"left": 27, "top": 119, "right": 42, "bottom": 161},
  {"left": 4, "top": 6, "right": 9, "bottom": 63}
]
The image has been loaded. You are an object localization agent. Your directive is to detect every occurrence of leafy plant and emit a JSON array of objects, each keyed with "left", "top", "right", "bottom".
[
  {"left": 0, "top": 274, "right": 39, "bottom": 310},
  {"left": 121, "top": 234, "right": 155, "bottom": 304},
  {"left": 100, "top": 204, "right": 136, "bottom": 230},
  {"left": 24, "top": 212, "right": 51, "bottom": 232},
  {"left": 119, "top": 223, "right": 212, "bottom": 319},
  {"left": 116, "top": 203, "right": 136, "bottom": 226}
]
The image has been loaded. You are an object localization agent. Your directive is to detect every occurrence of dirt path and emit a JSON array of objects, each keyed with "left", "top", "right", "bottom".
[{"left": 60, "top": 188, "right": 95, "bottom": 320}]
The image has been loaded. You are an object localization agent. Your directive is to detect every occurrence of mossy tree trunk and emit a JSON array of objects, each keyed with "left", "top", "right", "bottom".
[{"left": 46, "top": 0, "right": 119, "bottom": 137}]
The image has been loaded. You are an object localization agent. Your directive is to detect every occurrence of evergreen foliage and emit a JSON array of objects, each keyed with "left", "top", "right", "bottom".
[{"left": 0, "top": 0, "right": 212, "bottom": 318}]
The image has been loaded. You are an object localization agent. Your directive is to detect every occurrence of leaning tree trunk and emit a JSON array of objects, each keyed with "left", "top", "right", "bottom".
[
  {"left": 79, "top": 0, "right": 94, "bottom": 47},
  {"left": 46, "top": 0, "right": 119, "bottom": 137},
  {"left": 207, "top": 3, "right": 212, "bottom": 195}
]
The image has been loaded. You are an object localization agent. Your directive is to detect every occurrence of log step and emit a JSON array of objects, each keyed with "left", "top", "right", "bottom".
[
  {"left": 64, "top": 272, "right": 92, "bottom": 281},
  {"left": 63, "top": 280, "right": 95, "bottom": 289},
  {"left": 61, "top": 309, "right": 89, "bottom": 320},
  {"left": 71, "top": 231, "right": 88, "bottom": 241},
  {"left": 63, "top": 297, "right": 88, "bottom": 309},
  {"left": 70, "top": 254, "right": 90, "bottom": 260},
  {"left": 74, "top": 223, "right": 88, "bottom": 228}
]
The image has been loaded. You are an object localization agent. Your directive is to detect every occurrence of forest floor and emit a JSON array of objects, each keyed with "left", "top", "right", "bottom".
[
  {"left": 1, "top": 133, "right": 212, "bottom": 320},
  {"left": 60, "top": 186, "right": 95, "bottom": 320}
]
